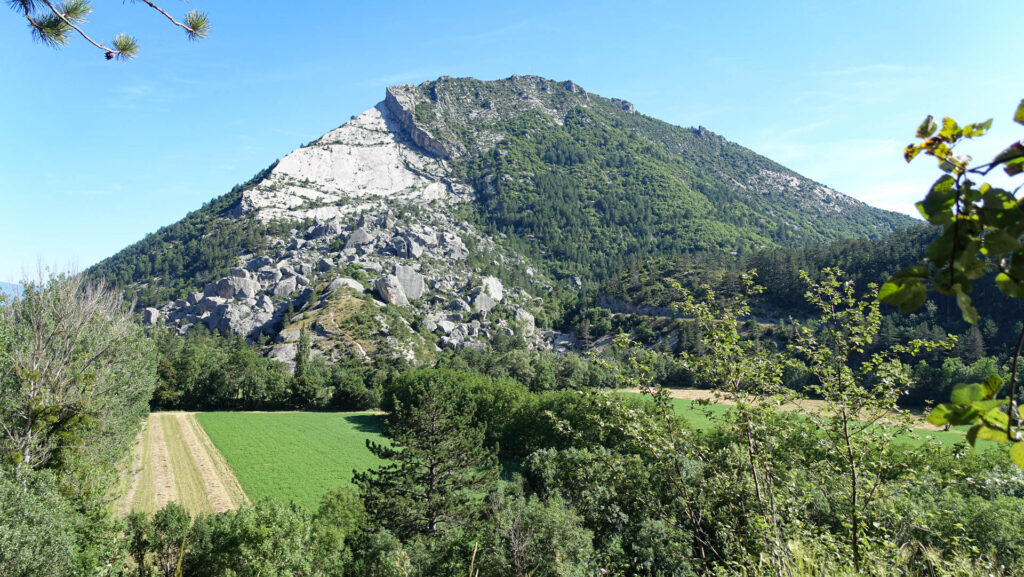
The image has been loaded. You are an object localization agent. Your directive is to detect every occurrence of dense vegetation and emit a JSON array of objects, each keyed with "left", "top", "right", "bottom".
[{"left": 6, "top": 264, "right": 1024, "bottom": 575}]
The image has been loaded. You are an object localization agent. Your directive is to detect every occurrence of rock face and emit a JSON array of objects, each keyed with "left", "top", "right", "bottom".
[
  {"left": 236, "top": 101, "right": 460, "bottom": 224},
  {"left": 384, "top": 86, "right": 451, "bottom": 159}
]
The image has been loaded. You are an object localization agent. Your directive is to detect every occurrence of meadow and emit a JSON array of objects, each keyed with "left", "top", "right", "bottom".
[
  {"left": 196, "top": 412, "right": 385, "bottom": 511},
  {"left": 629, "top": 393, "right": 996, "bottom": 451}
]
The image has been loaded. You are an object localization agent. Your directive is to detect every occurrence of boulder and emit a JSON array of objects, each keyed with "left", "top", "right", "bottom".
[
  {"left": 374, "top": 275, "right": 409, "bottom": 306},
  {"left": 515, "top": 308, "right": 536, "bottom": 336},
  {"left": 309, "top": 218, "right": 344, "bottom": 239},
  {"left": 258, "top": 268, "right": 283, "bottom": 284},
  {"left": 407, "top": 239, "right": 424, "bottom": 258},
  {"left": 394, "top": 265, "right": 425, "bottom": 300},
  {"left": 327, "top": 277, "right": 364, "bottom": 293},
  {"left": 195, "top": 296, "right": 226, "bottom": 315},
  {"left": 472, "top": 292, "right": 496, "bottom": 313},
  {"left": 246, "top": 256, "right": 273, "bottom": 270},
  {"left": 435, "top": 320, "right": 457, "bottom": 335},
  {"left": 481, "top": 276, "right": 504, "bottom": 301},
  {"left": 142, "top": 307, "right": 161, "bottom": 325},
  {"left": 345, "top": 228, "right": 374, "bottom": 251},
  {"left": 206, "top": 303, "right": 272, "bottom": 338},
  {"left": 438, "top": 232, "right": 469, "bottom": 260},
  {"left": 268, "top": 343, "right": 298, "bottom": 364},
  {"left": 208, "top": 277, "right": 261, "bottom": 300},
  {"left": 256, "top": 295, "right": 275, "bottom": 314},
  {"left": 317, "top": 257, "right": 334, "bottom": 272},
  {"left": 271, "top": 277, "right": 299, "bottom": 297},
  {"left": 229, "top": 267, "right": 249, "bottom": 279}
]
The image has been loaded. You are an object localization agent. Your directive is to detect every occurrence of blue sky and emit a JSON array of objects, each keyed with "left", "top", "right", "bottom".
[{"left": 2, "top": 0, "right": 1022, "bottom": 282}]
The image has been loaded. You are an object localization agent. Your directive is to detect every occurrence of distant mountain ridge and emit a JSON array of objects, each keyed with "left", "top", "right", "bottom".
[{"left": 88, "top": 75, "right": 914, "bottom": 361}]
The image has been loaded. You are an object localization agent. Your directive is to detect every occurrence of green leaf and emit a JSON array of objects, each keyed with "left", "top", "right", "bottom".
[
  {"left": 1010, "top": 442, "right": 1024, "bottom": 471},
  {"left": 939, "top": 117, "right": 961, "bottom": 141},
  {"left": 967, "top": 423, "right": 1011, "bottom": 446},
  {"left": 183, "top": 10, "right": 211, "bottom": 41},
  {"left": 982, "top": 374, "right": 1005, "bottom": 397},
  {"left": 983, "top": 404, "right": 1009, "bottom": 426},
  {"left": 982, "top": 230, "right": 1021, "bottom": 256},
  {"left": 926, "top": 404, "right": 954, "bottom": 426},
  {"left": 111, "top": 34, "right": 138, "bottom": 60},
  {"left": 917, "top": 175, "right": 956, "bottom": 224},
  {"left": 962, "top": 119, "right": 992, "bottom": 138},
  {"left": 1015, "top": 100, "right": 1024, "bottom": 126},
  {"left": 916, "top": 115, "right": 938, "bottom": 138},
  {"left": 966, "top": 424, "right": 983, "bottom": 446},
  {"left": 1005, "top": 157, "right": 1024, "bottom": 177},
  {"left": 904, "top": 144, "right": 922, "bottom": 163},
  {"left": 951, "top": 379, "right": 1001, "bottom": 404},
  {"left": 955, "top": 290, "right": 979, "bottom": 324},
  {"left": 995, "top": 272, "right": 1024, "bottom": 299},
  {"left": 993, "top": 141, "right": 1024, "bottom": 165},
  {"left": 878, "top": 281, "right": 927, "bottom": 313}
]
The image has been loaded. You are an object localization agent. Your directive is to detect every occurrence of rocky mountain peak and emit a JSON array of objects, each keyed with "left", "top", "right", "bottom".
[{"left": 93, "top": 75, "right": 913, "bottom": 366}]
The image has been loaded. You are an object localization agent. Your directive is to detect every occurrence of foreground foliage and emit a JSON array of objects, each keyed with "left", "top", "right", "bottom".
[
  {"left": 881, "top": 100, "right": 1024, "bottom": 470},
  {"left": 0, "top": 273, "right": 157, "bottom": 575}
]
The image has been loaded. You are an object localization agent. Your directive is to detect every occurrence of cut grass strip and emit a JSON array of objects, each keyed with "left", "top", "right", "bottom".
[
  {"left": 161, "top": 414, "right": 212, "bottom": 515},
  {"left": 197, "top": 412, "right": 385, "bottom": 511},
  {"left": 184, "top": 413, "right": 250, "bottom": 510},
  {"left": 144, "top": 412, "right": 178, "bottom": 514},
  {"left": 125, "top": 422, "right": 152, "bottom": 515}
]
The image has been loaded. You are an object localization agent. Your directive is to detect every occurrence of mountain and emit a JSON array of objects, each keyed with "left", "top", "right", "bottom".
[{"left": 88, "top": 75, "right": 913, "bottom": 362}]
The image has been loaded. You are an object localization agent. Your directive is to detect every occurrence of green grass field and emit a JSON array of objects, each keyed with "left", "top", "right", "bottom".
[
  {"left": 196, "top": 412, "right": 385, "bottom": 511},
  {"left": 625, "top": 394, "right": 995, "bottom": 451}
]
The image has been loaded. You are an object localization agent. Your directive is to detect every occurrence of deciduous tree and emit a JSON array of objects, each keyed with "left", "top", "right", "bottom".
[{"left": 0, "top": 271, "right": 157, "bottom": 489}]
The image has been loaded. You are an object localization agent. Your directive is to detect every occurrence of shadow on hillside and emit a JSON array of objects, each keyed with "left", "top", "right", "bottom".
[{"left": 343, "top": 413, "right": 382, "bottom": 434}]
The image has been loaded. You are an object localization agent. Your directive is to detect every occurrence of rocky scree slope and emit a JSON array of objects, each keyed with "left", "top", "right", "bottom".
[{"left": 90, "top": 75, "right": 913, "bottom": 363}]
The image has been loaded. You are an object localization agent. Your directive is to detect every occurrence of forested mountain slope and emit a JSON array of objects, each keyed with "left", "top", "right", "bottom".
[{"left": 393, "top": 76, "right": 913, "bottom": 282}]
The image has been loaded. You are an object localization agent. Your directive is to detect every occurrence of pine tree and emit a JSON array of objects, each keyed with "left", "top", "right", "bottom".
[
  {"left": 354, "top": 370, "right": 499, "bottom": 540},
  {"left": 7, "top": 0, "right": 209, "bottom": 60}
]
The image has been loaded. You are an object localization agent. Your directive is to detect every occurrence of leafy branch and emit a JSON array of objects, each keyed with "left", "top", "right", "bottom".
[{"left": 882, "top": 99, "right": 1024, "bottom": 470}]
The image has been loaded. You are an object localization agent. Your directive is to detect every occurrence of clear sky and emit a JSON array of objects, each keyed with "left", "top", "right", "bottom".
[{"left": 2, "top": 0, "right": 1022, "bottom": 283}]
